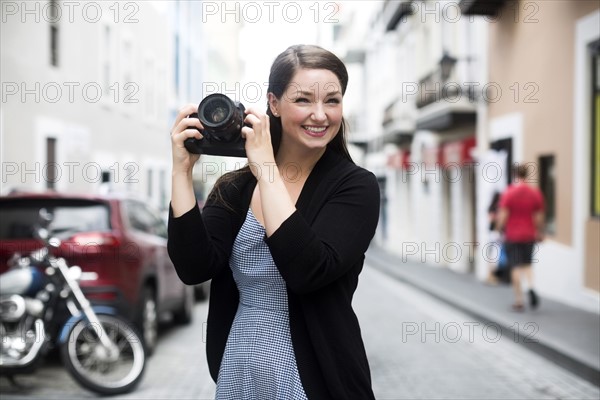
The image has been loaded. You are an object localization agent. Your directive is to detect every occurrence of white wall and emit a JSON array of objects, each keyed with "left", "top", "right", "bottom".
[{"left": 1, "top": 2, "right": 175, "bottom": 211}]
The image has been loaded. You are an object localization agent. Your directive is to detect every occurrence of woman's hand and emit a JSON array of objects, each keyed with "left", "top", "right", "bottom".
[
  {"left": 241, "top": 107, "right": 276, "bottom": 180},
  {"left": 170, "top": 104, "right": 203, "bottom": 175}
]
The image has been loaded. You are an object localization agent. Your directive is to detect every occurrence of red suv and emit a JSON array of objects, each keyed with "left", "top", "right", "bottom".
[{"left": 0, "top": 191, "right": 195, "bottom": 354}]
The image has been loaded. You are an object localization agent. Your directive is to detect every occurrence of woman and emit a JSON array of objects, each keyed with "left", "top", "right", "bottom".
[{"left": 168, "top": 45, "right": 380, "bottom": 399}]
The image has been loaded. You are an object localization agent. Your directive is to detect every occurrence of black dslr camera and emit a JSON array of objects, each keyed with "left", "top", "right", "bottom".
[{"left": 184, "top": 93, "right": 247, "bottom": 157}]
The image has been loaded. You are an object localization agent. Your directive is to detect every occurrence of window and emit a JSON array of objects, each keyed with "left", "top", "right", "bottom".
[
  {"left": 333, "top": 24, "right": 342, "bottom": 41},
  {"left": 174, "top": 34, "right": 180, "bottom": 95},
  {"left": 145, "top": 58, "right": 155, "bottom": 116},
  {"left": 592, "top": 40, "right": 600, "bottom": 217},
  {"left": 0, "top": 199, "right": 110, "bottom": 239},
  {"left": 186, "top": 46, "right": 191, "bottom": 100},
  {"left": 147, "top": 168, "right": 153, "bottom": 199},
  {"left": 121, "top": 39, "right": 134, "bottom": 101},
  {"left": 102, "top": 26, "right": 112, "bottom": 95},
  {"left": 157, "top": 68, "right": 166, "bottom": 119},
  {"left": 49, "top": 0, "right": 59, "bottom": 66},
  {"left": 46, "top": 137, "right": 57, "bottom": 189},
  {"left": 50, "top": 25, "right": 59, "bottom": 66},
  {"left": 126, "top": 201, "right": 167, "bottom": 238},
  {"left": 159, "top": 169, "right": 167, "bottom": 210},
  {"left": 490, "top": 138, "right": 513, "bottom": 186},
  {"left": 539, "top": 155, "right": 556, "bottom": 235}
]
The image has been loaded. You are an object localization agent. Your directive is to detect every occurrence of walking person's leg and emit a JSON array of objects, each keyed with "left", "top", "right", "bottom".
[
  {"left": 511, "top": 266, "right": 524, "bottom": 311},
  {"left": 522, "top": 265, "right": 539, "bottom": 308},
  {"left": 506, "top": 242, "right": 527, "bottom": 311}
]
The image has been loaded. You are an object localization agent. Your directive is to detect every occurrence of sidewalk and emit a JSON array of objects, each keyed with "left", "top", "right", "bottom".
[{"left": 365, "top": 245, "right": 600, "bottom": 388}]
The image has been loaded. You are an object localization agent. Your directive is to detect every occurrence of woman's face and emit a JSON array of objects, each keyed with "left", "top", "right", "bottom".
[{"left": 270, "top": 68, "right": 343, "bottom": 155}]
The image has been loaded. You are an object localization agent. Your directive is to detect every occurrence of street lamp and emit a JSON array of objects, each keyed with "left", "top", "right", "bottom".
[{"left": 440, "top": 52, "right": 458, "bottom": 81}]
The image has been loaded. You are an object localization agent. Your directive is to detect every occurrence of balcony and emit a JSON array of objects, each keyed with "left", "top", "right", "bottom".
[
  {"left": 383, "top": 0, "right": 414, "bottom": 31},
  {"left": 382, "top": 97, "right": 415, "bottom": 145},
  {"left": 459, "top": 0, "right": 506, "bottom": 16},
  {"left": 415, "top": 54, "right": 478, "bottom": 132},
  {"left": 415, "top": 84, "right": 478, "bottom": 131}
]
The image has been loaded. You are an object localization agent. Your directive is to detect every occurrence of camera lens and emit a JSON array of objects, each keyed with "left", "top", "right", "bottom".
[
  {"left": 197, "top": 94, "right": 245, "bottom": 143},
  {"left": 210, "top": 106, "right": 228, "bottom": 124},
  {"left": 199, "top": 94, "right": 233, "bottom": 128}
]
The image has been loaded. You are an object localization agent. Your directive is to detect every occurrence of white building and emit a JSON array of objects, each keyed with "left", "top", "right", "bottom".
[
  {"left": 344, "top": 0, "right": 484, "bottom": 271},
  {"left": 1, "top": 1, "right": 204, "bottom": 211}
]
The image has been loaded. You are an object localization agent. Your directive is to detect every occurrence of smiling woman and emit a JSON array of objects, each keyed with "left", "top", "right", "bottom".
[{"left": 168, "top": 45, "right": 380, "bottom": 399}]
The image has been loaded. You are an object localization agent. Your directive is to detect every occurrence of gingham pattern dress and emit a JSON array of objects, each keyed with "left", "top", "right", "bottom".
[{"left": 215, "top": 209, "right": 308, "bottom": 400}]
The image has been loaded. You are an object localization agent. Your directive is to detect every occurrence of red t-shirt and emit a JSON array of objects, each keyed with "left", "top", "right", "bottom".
[{"left": 499, "top": 183, "right": 545, "bottom": 242}]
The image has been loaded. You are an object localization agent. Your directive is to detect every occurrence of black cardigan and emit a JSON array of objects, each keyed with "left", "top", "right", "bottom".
[{"left": 168, "top": 148, "right": 380, "bottom": 399}]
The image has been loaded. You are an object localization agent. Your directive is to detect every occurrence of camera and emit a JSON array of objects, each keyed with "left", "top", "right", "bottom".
[{"left": 184, "top": 93, "right": 247, "bottom": 157}]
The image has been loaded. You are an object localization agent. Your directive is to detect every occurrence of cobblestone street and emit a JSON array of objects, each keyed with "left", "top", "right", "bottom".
[
  {"left": 354, "top": 266, "right": 599, "bottom": 399},
  {"left": 1, "top": 264, "right": 598, "bottom": 399}
]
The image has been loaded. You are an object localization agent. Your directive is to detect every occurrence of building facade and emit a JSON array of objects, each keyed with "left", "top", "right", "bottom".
[
  {"left": 351, "top": 0, "right": 485, "bottom": 273},
  {"left": 1, "top": 1, "right": 204, "bottom": 212},
  {"left": 467, "top": 0, "right": 599, "bottom": 312},
  {"left": 338, "top": 0, "right": 599, "bottom": 313}
]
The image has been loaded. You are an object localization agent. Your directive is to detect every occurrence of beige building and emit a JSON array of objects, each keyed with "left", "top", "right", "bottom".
[{"left": 464, "top": 0, "right": 599, "bottom": 311}]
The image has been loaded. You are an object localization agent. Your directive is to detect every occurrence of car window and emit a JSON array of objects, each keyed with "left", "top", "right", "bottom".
[
  {"left": 125, "top": 201, "right": 167, "bottom": 239},
  {"left": 0, "top": 199, "right": 111, "bottom": 239}
]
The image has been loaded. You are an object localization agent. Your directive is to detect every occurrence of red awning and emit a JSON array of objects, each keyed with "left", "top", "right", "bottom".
[
  {"left": 441, "top": 137, "right": 476, "bottom": 167},
  {"left": 387, "top": 150, "right": 412, "bottom": 170},
  {"left": 422, "top": 146, "right": 440, "bottom": 168},
  {"left": 402, "top": 151, "right": 411, "bottom": 169},
  {"left": 387, "top": 151, "right": 403, "bottom": 170}
]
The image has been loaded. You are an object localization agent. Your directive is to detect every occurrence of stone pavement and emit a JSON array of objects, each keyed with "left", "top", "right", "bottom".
[
  {"left": 354, "top": 265, "right": 600, "bottom": 399},
  {"left": 0, "top": 301, "right": 216, "bottom": 400},
  {"left": 1, "top": 259, "right": 599, "bottom": 399},
  {"left": 365, "top": 245, "right": 600, "bottom": 388}
]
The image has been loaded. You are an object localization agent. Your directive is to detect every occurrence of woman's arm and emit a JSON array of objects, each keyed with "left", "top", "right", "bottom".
[
  {"left": 241, "top": 107, "right": 296, "bottom": 236},
  {"left": 266, "top": 169, "right": 380, "bottom": 294},
  {"left": 167, "top": 104, "right": 240, "bottom": 284},
  {"left": 167, "top": 197, "right": 238, "bottom": 285},
  {"left": 170, "top": 104, "right": 203, "bottom": 217}
]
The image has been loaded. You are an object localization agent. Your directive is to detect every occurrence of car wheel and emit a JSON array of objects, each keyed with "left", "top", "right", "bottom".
[
  {"left": 139, "top": 286, "right": 158, "bottom": 356},
  {"left": 173, "top": 286, "right": 194, "bottom": 325}
]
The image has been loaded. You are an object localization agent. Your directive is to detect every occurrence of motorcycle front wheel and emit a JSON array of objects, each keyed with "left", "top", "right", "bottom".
[{"left": 60, "top": 314, "right": 146, "bottom": 395}]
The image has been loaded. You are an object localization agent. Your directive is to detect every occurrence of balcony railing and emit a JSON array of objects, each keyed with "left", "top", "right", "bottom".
[
  {"left": 414, "top": 55, "right": 479, "bottom": 131},
  {"left": 416, "top": 79, "right": 478, "bottom": 109},
  {"left": 416, "top": 53, "right": 478, "bottom": 109}
]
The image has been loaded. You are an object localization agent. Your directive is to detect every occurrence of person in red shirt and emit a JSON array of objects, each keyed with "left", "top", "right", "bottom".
[{"left": 496, "top": 164, "right": 545, "bottom": 311}]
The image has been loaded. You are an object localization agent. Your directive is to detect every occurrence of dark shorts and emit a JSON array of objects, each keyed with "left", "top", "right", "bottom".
[{"left": 504, "top": 241, "right": 536, "bottom": 268}]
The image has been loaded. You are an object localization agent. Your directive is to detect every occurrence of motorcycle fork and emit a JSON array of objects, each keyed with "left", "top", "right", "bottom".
[{"left": 52, "top": 257, "right": 119, "bottom": 359}]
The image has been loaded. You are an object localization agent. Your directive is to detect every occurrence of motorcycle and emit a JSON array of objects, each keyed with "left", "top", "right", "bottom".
[{"left": 0, "top": 209, "right": 146, "bottom": 395}]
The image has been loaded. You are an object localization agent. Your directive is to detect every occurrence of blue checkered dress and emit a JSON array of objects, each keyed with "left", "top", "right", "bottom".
[{"left": 215, "top": 209, "right": 308, "bottom": 400}]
